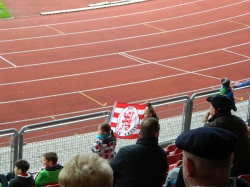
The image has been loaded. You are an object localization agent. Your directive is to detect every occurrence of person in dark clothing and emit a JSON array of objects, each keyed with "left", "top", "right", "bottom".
[
  {"left": 204, "top": 95, "right": 250, "bottom": 177},
  {"left": 110, "top": 117, "right": 167, "bottom": 187},
  {"left": 174, "top": 127, "right": 250, "bottom": 187},
  {"left": 8, "top": 159, "right": 34, "bottom": 187}
]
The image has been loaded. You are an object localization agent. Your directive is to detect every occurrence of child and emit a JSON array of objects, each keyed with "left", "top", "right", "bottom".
[
  {"left": 8, "top": 159, "right": 34, "bottom": 187},
  {"left": 34, "top": 152, "right": 63, "bottom": 187},
  {"left": 91, "top": 123, "right": 116, "bottom": 162},
  {"left": 220, "top": 78, "right": 237, "bottom": 111},
  {"left": 144, "top": 102, "right": 159, "bottom": 119}
]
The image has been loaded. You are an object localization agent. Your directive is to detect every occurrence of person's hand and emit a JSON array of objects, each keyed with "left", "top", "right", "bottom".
[{"left": 203, "top": 112, "right": 211, "bottom": 123}]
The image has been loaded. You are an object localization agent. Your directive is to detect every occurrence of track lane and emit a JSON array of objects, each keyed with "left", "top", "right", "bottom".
[
  {"left": 1, "top": 22, "right": 249, "bottom": 67},
  {"left": 0, "top": 0, "right": 247, "bottom": 40},
  {"left": 0, "top": 64, "right": 183, "bottom": 102}
]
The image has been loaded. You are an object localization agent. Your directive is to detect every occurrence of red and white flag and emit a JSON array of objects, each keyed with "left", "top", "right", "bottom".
[{"left": 110, "top": 102, "right": 146, "bottom": 139}]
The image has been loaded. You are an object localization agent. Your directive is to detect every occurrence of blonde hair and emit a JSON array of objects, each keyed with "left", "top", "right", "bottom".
[{"left": 59, "top": 153, "right": 113, "bottom": 187}]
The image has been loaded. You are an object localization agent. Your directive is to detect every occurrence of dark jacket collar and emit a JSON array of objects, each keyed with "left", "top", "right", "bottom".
[
  {"left": 45, "top": 164, "right": 63, "bottom": 171},
  {"left": 136, "top": 137, "right": 158, "bottom": 146},
  {"left": 208, "top": 111, "right": 231, "bottom": 122}
]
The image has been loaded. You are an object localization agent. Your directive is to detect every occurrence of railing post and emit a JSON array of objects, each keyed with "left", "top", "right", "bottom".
[
  {"left": 247, "top": 93, "right": 250, "bottom": 126},
  {"left": 183, "top": 98, "right": 193, "bottom": 132}
]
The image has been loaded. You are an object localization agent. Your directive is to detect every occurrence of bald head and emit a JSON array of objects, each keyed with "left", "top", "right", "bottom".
[{"left": 140, "top": 117, "right": 160, "bottom": 138}]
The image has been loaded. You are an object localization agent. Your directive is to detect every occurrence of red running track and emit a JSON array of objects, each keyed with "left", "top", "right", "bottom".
[{"left": 0, "top": 0, "right": 250, "bottom": 131}]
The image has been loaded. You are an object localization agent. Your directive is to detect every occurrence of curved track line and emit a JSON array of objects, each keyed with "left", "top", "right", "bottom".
[
  {"left": 1, "top": 58, "right": 249, "bottom": 105},
  {"left": 1, "top": 41, "right": 249, "bottom": 86},
  {"left": 1, "top": 20, "right": 250, "bottom": 56},
  {"left": 1, "top": 79, "right": 248, "bottom": 126},
  {"left": 0, "top": 0, "right": 204, "bottom": 31},
  {"left": 155, "top": 42, "right": 250, "bottom": 64},
  {"left": 1, "top": 1, "right": 248, "bottom": 43}
]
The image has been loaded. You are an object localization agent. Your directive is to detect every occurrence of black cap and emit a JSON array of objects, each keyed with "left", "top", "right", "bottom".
[
  {"left": 175, "top": 127, "right": 237, "bottom": 160},
  {"left": 207, "top": 95, "right": 232, "bottom": 112}
]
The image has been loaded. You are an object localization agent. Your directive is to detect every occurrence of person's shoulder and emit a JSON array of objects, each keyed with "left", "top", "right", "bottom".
[
  {"left": 45, "top": 164, "right": 63, "bottom": 171},
  {"left": 9, "top": 177, "right": 18, "bottom": 186},
  {"left": 120, "top": 144, "right": 137, "bottom": 151},
  {"left": 232, "top": 114, "right": 246, "bottom": 122},
  {"left": 234, "top": 177, "right": 250, "bottom": 187}
]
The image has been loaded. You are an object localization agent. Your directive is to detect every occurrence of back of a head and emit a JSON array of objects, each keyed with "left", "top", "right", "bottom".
[
  {"left": 43, "top": 152, "right": 58, "bottom": 164},
  {"left": 14, "top": 159, "right": 30, "bottom": 173},
  {"left": 175, "top": 127, "right": 237, "bottom": 161},
  {"left": 140, "top": 117, "right": 159, "bottom": 138},
  {"left": 100, "top": 123, "right": 111, "bottom": 134},
  {"left": 207, "top": 95, "right": 233, "bottom": 112},
  {"left": 221, "top": 78, "right": 230, "bottom": 87},
  {"left": 59, "top": 152, "right": 113, "bottom": 187}
]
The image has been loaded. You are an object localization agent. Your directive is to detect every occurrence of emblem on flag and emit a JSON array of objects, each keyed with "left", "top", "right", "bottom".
[{"left": 110, "top": 102, "right": 146, "bottom": 139}]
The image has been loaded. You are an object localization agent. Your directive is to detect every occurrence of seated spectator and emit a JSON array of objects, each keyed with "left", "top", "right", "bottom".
[
  {"left": 91, "top": 123, "right": 116, "bottom": 162},
  {"left": 205, "top": 95, "right": 250, "bottom": 176},
  {"left": 0, "top": 174, "right": 8, "bottom": 187},
  {"left": 144, "top": 102, "right": 159, "bottom": 119},
  {"left": 3, "top": 159, "right": 34, "bottom": 187},
  {"left": 110, "top": 117, "right": 167, "bottom": 187},
  {"left": 173, "top": 127, "right": 250, "bottom": 187},
  {"left": 58, "top": 152, "right": 113, "bottom": 187},
  {"left": 34, "top": 152, "right": 63, "bottom": 187}
]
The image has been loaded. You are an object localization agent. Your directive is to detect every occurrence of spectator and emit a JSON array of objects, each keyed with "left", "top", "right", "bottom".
[
  {"left": 58, "top": 152, "right": 113, "bottom": 187},
  {"left": 110, "top": 117, "right": 167, "bottom": 187},
  {"left": 220, "top": 77, "right": 237, "bottom": 111},
  {"left": 34, "top": 152, "right": 63, "bottom": 187},
  {"left": 6, "top": 159, "right": 34, "bottom": 187},
  {"left": 204, "top": 95, "right": 250, "bottom": 176},
  {"left": 144, "top": 102, "right": 159, "bottom": 119},
  {"left": 91, "top": 123, "right": 117, "bottom": 162},
  {"left": 173, "top": 127, "right": 250, "bottom": 187}
]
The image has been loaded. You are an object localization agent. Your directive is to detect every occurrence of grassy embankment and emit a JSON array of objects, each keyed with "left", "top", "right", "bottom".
[{"left": 0, "top": 0, "right": 11, "bottom": 18}]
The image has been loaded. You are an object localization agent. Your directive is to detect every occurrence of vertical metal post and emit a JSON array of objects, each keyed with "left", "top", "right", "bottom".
[
  {"left": 247, "top": 93, "right": 250, "bottom": 126},
  {"left": 10, "top": 135, "right": 14, "bottom": 172}
]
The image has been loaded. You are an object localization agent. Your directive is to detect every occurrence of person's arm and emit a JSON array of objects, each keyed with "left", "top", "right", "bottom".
[
  {"left": 34, "top": 170, "right": 44, "bottom": 187},
  {"left": 8, "top": 179, "right": 14, "bottom": 187},
  {"left": 236, "top": 80, "right": 250, "bottom": 88},
  {"left": 91, "top": 139, "right": 102, "bottom": 153},
  {"left": 110, "top": 148, "right": 126, "bottom": 179}
]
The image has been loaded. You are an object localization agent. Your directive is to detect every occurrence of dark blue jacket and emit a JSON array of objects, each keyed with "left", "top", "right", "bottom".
[{"left": 110, "top": 137, "right": 167, "bottom": 187}]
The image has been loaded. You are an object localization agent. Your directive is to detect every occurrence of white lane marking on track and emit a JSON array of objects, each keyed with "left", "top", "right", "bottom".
[
  {"left": 0, "top": 0, "right": 249, "bottom": 43},
  {"left": 0, "top": 64, "right": 143, "bottom": 86},
  {"left": 119, "top": 53, "right": 146, "bottom": 64},
  {"left": 0, "top": 81, "right": 243, "bottom": 126},
  {"left": 223, "top": 49, "right": 250, "bottom": 58},
  {"left": 1, "top": 58, "right": 250, "bottom": 105},
  {"left": 0, "top": 0, "right": 204, "bottom": 31},
  {"left": 1, "top": 23, "right": 249, "bottom": 57},
  {"left": 0, "top": 56, "right": 16, "bottom": 67},
  {"left": 0, "top": 42, "right": 250, "bottom": 86}
]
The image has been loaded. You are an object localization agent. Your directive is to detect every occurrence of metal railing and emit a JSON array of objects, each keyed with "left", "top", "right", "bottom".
[
  {"left": 0, "top": 87, "right": 249, "bottom": 173},
  {"left": 0, "top": 129, "right": 19, "bottom": 172}
]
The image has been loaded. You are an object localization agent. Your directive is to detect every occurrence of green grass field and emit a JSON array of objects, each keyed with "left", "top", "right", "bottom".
[{"left": 0, "top": 0, "right": 11, "bottom": 18}]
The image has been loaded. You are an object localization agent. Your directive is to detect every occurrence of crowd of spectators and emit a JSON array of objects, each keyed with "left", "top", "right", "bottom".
[{"left": 1, "top": 89, "right": 250, "bottom": 187}]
